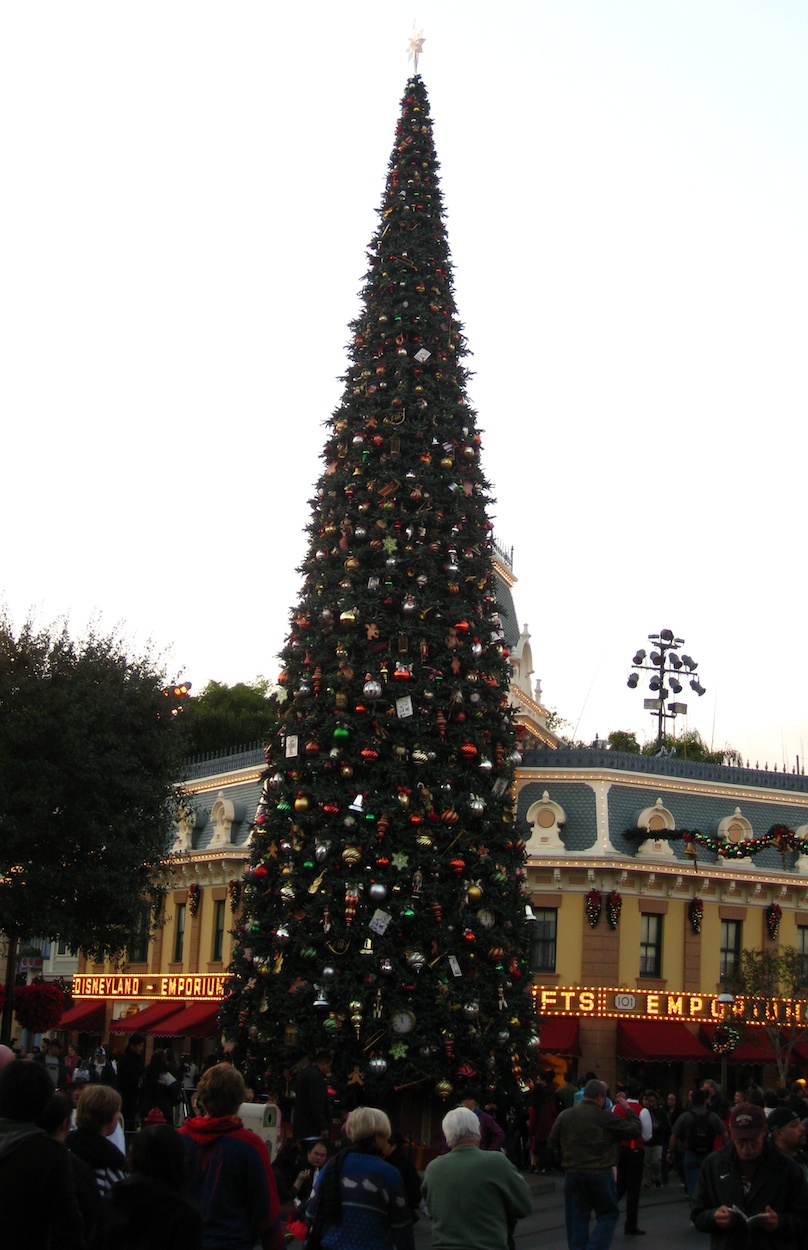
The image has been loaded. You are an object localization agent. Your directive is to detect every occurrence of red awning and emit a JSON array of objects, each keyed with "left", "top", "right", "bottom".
[
  {"left": 109, "top": 1001, "right": 181, "bottom": 1034},
  {"left": 152, "top": 1001, "right": 221, "bottom": 1039},
  {"left": 616, "top": 1020, "right": 711, "bottom": 1062},
  {"left": 790, "top": 1040, "right": 808, "bottom": 1064},
  {"left": 699, "top": 1026, "right": 775, "bottom": 1065},
  {"left": 58, "top": 1001, "right": 106, "bottom": 1033},
  {"left": 538, "top": 1017, "right": 581, "bottom": 1056}
]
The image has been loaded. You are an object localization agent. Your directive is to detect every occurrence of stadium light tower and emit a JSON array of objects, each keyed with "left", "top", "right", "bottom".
[{"left": 626, "top": 629, "right": 705, "bottom": 748}]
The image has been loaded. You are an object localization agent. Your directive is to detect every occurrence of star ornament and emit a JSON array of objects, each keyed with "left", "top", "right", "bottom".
[
  {"left": 408, "top": 27, "right": 425, "bottom": 72},
  {"left": 391, "top": 851, "right": 410, "bottom": 870},
  {"left": 390, "top": 1041, "right": 409, "bottom": 1060}
]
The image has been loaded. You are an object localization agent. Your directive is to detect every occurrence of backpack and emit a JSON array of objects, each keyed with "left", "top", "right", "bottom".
[{"left": 686, "top": 1111, "right": 713, "bottom": 1156}]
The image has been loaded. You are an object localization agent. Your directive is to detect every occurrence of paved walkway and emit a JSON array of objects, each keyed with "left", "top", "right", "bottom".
[{"left": 414, "top": 1174, "right": 703, "bottom": 1250}]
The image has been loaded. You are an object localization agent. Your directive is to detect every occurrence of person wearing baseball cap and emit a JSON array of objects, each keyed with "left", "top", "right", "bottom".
[
  {"left": 768, "top": 1106, "right": 808, "bottom": 1180},
  {"left": 691, "top": 1102, "right": 808, "bottom": 1248}
]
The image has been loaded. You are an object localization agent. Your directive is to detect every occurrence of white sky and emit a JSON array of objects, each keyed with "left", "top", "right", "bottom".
[{"left": 2, "top": 2, "right": 807, "bottom": 770}]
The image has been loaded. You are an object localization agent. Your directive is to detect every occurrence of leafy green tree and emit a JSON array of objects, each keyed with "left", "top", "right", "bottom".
[
  {"left": 180, "top": 678, "right": 277, "bottom": 757},
  {"left": 221, "top": 76, "right": 537, "bottom": 1109},
  {"left": 726, "top": 946, "right": 808, "bottom": 1087},
  {"left": 640, "top": 729, "right": 740, "bottom": 765},
  {"left": 544, "top": 708, "right": 571, "bottom": 736},
  {"left": 608, "top": 730, "right": 641, "bottom": 753},
  {"left": 0, "top": 615, "right": 183, "bottom": 1043}
]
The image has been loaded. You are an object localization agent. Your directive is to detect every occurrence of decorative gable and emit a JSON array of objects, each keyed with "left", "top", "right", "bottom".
[
  {"left": 210, "top": 793, "right": 245, "bottom": 849},
  {"left": 173, "top": 804, "right": 200, "bottom": 852}
]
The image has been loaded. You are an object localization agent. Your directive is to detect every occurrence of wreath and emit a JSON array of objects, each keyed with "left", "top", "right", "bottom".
[
  {"left": 188, "top": 882, "right": 201, "bottom": 917},
  {"left": 606, "top": 890, "right": 622, "bottom": 930},
  {"left": 711, "top": 1023, "right": 740, "bottom": 1056},
  {"left": 228, "top": 879, "right": 243, "bottom": 912},
  {"left": 585, "top": 888, "right": 602, "bottom": 928},
  {"left": 688, "top": 897, "right": 703, "bottom": 935},
  {"left": 766, "top": 903, "right": 782, "bottom": 940}
]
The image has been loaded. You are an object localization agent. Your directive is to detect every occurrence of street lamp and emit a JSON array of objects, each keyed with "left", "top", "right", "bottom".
[
  {"left": 627, "top": 628, "right": 706, "bottom": 748},
  {"left": 163, "top": 680, "right": 193, "bottom": 716},
  {"left": 717, "top": 989, "right": 736, "bottom": 1095}
]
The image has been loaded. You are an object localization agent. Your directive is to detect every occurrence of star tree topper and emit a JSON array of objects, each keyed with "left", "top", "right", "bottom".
[{"left": 408, "top": 26, "right": 425, "bottom": 72}]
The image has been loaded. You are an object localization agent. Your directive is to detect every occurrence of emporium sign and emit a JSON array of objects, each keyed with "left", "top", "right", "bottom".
[
  {"left": 533, "top": 985, "right": 808, "bottom": 1026},
  {"left": 72, "top": 974, "right": 228, "bottom": 1001}
]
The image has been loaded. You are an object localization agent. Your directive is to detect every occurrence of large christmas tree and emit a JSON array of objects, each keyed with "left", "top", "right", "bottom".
[{"left": 221, "top": 75, "right": 538, "bottom": 1109}]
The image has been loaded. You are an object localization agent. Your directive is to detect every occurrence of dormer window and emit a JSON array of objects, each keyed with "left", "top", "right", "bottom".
[
  {"left": 717, "top": 807, "right": 753, "bottom": 863},
  {"left": 635, "top": 797, "right": 675, "bottom": 860},
  {"left": 525, "top": 791, "right": 566, "bottom": 854},
  {"left": 720, "top": 809, "right": 751, "bottom": 843}
]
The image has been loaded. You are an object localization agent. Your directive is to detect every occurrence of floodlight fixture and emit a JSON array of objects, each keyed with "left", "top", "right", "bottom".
[{"left": 627, "top": 628, "right": 706, "bottom": 747}]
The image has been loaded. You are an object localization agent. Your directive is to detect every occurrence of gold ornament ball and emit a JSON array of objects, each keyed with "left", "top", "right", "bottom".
[{"left": 434, "top": 1079, "right": 454, "bottom": 1100}]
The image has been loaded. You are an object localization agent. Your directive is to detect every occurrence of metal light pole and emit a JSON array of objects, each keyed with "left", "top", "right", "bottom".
[
  {"left": 717, "top": 990, "right": 735, "bottom": 1095},
  {"left": 627, "top": 628, "right": 706, "bottom": 748}
]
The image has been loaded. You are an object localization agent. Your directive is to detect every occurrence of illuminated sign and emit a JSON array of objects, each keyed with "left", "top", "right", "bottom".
[
  {"left": 533, "top": 985, "right": 808, "bottom": 1026},
  {"left": 73, "top": 974, "right": 228, "bottom": 1001}
]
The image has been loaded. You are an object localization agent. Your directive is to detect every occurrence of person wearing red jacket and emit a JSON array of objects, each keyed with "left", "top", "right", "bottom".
[{"left": 180, "top": 1063, "right": 284, "bottom": 1250}]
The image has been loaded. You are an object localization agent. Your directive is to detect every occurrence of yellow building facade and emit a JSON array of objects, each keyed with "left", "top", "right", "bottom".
[{"left": 517, "top": 747, "right": 808, "bottom": 1094}]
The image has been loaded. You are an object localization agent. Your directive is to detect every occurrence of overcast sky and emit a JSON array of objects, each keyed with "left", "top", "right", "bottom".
[{"left": 3, "top": 2, "right": 807, "bottom": 771}]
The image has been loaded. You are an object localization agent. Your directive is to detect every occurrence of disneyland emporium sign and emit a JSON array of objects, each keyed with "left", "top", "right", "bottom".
[
  {"left": 73, "top": 974, "right": 228, "bottom": 1000},
  {"left": 533, "top": 985, "right": 808, "bottom": 1025}
]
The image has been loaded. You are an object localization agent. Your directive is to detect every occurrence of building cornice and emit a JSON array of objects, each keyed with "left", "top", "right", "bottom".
[
  {"left": 526, "top": 857, "right": 808, "bottom": 902},
  {"left": 186, "top": 768, "right": 263, "bottom": 795},
  {"left": 517, "top": 765, "right": 808, "bottom": 809}
]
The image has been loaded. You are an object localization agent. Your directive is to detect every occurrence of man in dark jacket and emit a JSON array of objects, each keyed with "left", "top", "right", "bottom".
[
  {"left": 116, "top": 1032, "right": 147, "bottom": 1133},
  {"left": 0, "top": 1059, "right": 85, "bottom": 1248},
  {"left": 691, "top": 1102, "right": 808, "bottom": 1250},
  {"left": 669, "top": 1087, "right": 728, "bottom": 1199},
  {"left": 769, "top": 1105, "right": 808, "bottom": 1181},
  {"left": 291, "top": 1051, "right": 331, "bottom": 1152},
  {"left": 548, "top": 1078, "right": 641, "bottom": 1250},
  {"left": 33, "top": 1036, "right": 67, "bottom": 1089},
  {"left": 88, "top": 1044, "right": 118, "bottom": 1087}
]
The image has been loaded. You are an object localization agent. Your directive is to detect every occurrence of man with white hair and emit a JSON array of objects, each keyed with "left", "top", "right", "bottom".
[{"left": 422, "top": 1106, "right": 532, "bottom": 1250}]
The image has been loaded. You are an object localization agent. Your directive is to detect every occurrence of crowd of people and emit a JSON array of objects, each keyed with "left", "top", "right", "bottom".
[
  {"left": 546, "top": 1073, "right": 808, "bottom": 1250},
  {"left": 5, "top": 1035, "right": 808, "bottom": 1250}
]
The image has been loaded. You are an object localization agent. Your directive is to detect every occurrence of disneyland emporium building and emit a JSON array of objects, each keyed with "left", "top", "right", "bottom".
[{"left": 517, "top": 745, "right": 808, "bottom": 1094}]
